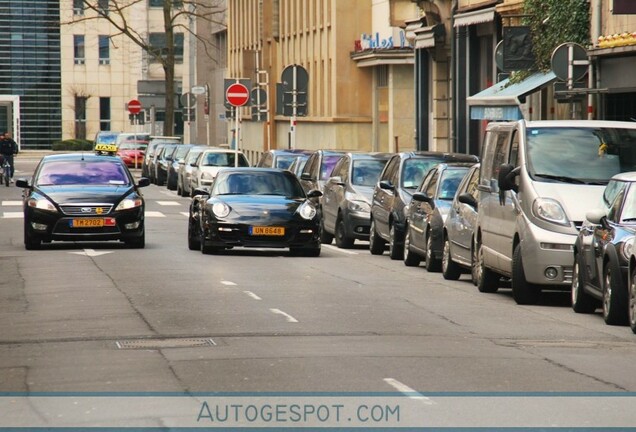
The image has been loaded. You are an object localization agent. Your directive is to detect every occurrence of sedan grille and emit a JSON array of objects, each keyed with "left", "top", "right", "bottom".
[{"left": 60, "top": 204, "right": 114, "bottom": 216}]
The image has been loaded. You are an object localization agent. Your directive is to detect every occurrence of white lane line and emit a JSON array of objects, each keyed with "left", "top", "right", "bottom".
[
  {"left": 3, "top": 212, "right": 23, "bottom": 219},
  {"left": 323, "top": 244, "right": 359, "bottom": 255},
  {"left": 156, "top": 201, "right": 180, "bottom": 206},
  {"left": 221, "top": 280, "right": 237, "bottom": 286},
  {"left": 2, "top": 201, "right": 22, "bottom": 206},
  {"left": 244, "top": 291, "right": 262, "bottom": 300},
  {"left": 383, "top": 378, "right": 435, "bottom": 405},
  {"left": 159, "top": 190, "right": 178, "bottom": 196},
  {"left": 270, "top": 308, "right": 298, "bottom": 323},
  {"left": 180, "top": 212, "right": 189, "bottom": 217},
  {"left": 145, "top": 211, "right": 166, "bottom": 218}
]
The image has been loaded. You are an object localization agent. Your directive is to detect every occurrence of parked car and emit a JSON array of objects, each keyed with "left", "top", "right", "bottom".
[
  {"left": 403, "top": 162, "right": 474, "bottom": 272},
  {"left": 93, "top": 131, "right": 120, "bottom": 155},
  {"left": 115, "top": 132, "right": 150, "bottom": 148},
  {"left": 116, "top": 141, "right": 147, "bottom": 169},
  {"left": 256, "top": 149, "right": 313, "bottom": 169},
  {"left": 190, "top": 148, "right": 250, "bottom": 195},
  {"left": 148, "top": 143, "right": 166, "bottom": 184},
  {"left": 298, "top": 150, "right": 344, "bottom": 195},
  {"left": 167, "top": 144, "right": 194, "bottom": 191},
  {"left": 15, "top": 153, "right": 149, "bottom": 250},
  {"left": 154, "top": 143, "right": 179, "bottom": 186},
  {"left": 177, "top": 145, "right": 208, "bottom": 197},
  {"left": 442, "top": 163, "right": 481, "bottom": 282},
  {"left": 474, "top": 120, "right": 636, "bottom": 305},
  {"left": 288, "top": 155, "right": 309, "bottom": 178},
  {"left": 141, "top": 136, "right": 181, "bottom": 178},
  {"left": 187, "top": 168, "right": 322, "bottom": 256},
  {"left": 321, "top": 152, "right": 391, "bottom": 247},
  {"left": 369, "top": 151, "right": 479, "bottom": 260},
  {"left": 572, "top": 172, "right": 636, "bottom": 325},
  {"left": 626, "top": 237, "right": 636, "bottom": 334}
]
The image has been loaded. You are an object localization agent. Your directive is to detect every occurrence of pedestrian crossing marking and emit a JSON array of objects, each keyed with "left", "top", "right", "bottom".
[
  {"left": 2, "top": 201, "right": 22, "bottom": 206},
  {"left": 3, "top": 212, "right": 23, "bottom": 218},
  {"left": 156, "top": 201, "right": 180, "bottom": 206},
  {"left": 145, "top": 211, "right": 166, "bottom": 218}
]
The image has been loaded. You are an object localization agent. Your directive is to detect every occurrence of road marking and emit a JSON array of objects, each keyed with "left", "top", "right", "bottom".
[
  {"left": 145, "top": 211, "right": 166, "bottom": 218},
  {"left": 159, "top": 190, "right": 178, "bottom": 196},
  {"left": 323, "top": 244, "right": 359, "bottom": 255},
  {"left": 3, "top": 212, "right": 23, "bottom": 219},
  {"left": 69, "top": 249, "right": 114, "bottom": 257},
  {"left": 270, "top": 308, "right": 298, "bottom": 323},
  {"left": 244, "top": 291, "right": 262, "bottom": 300},
  {"left": 156, "top": 201, "right": 180, "bottom": 206},
  {"left": 180, "top": 212, "right": 189, "bottom": 217},
  {"left": 383, "top": 378, "right": 435, "bottom": 405},
  {"left": 2, "top": 201, "right": 22, "bottom": 206},
  {"left": 221, "top": 280, "right": 237, "bottom": 286}
]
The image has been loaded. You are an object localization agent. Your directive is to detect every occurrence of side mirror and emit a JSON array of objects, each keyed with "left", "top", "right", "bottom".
[
  {"left": 498, "top": 163, "right": 520, "bottom": 192},
  {"left": 300, "top": 173, "right": 313, "bottom": 181},
  {"left": 457, "top": 192, "right": 478, "bottom": 210},
  {"left": 586, "top": 208, "right": 607, "bottom": 226},
  {"left": 137, "top": 177, "right": 150, "bottom": 188},
  {"left": 379, "top": 180, "right": 394, "bottom": 191},
  {"left": 15, "top": 178, "right": 29, "bottom": 188},
  {"left": 328, "top": 176, "right": 344, "bottom": 186},
  {"left": 412, "top": 192, "right": 432, "bottom": 203},
  {"left": 307, "top": 189, "right": 323, "bottom": 199},
  {"left": 193, "top": 187, "right": 210, "bottom": 197}
]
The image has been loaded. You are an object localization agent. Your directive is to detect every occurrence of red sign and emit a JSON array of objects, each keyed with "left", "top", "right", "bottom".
[
  {"left": 128, "top": 99, "right": 142, "bottom": 114},
  {"left": 226, "top": 83, "right": 249, "bottom": 107}
]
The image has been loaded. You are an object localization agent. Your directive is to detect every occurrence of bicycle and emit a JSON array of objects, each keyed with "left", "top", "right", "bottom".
[{"left": 0, "top": 156, "right": 10, "bottom": 187}]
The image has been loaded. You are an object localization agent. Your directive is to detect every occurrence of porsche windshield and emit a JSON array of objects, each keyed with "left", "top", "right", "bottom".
[{"left": 526, "top": 127, "right": 636, "bottom": 184}]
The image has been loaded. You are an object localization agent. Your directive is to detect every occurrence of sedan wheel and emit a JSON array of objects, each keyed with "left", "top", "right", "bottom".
[
  {"left": 388, "top": 224, "right": 403, "bottom": 260},
  {"left": 335, "top": 216, "right": 354, "bottom": 249},
  {"left": 571, "top": 252, "right": 598, "bottom": 314},
  {"left": 441, "top": 236, "right": 461, "bottom": 280},
  {"left": 369, "top": 219, "right": 385, "bottom": 255},
  {"left": 602, "top": 261, "right": 628, "bottom": 325},
  {"left": 630, "top": 269, "right": 636, "bottom": 334},
  {"left": 187, "top": 218, "right": 201, "bottom": 250},
  {"left": 403, "top": 226, "right": 421, "bottom": 267},
  {"left": 425, "top": 230, "right": 441, "bottom": 272}
]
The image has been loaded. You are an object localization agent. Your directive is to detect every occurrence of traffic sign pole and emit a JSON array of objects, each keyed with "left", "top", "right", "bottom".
[{"left": 291, "top": 66, "right": 297, "bottom": 150}]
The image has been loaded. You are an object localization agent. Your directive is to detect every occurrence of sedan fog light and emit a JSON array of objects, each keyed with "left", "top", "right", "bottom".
[
  {"left": 31, "top": 222, "right": 47, "bottom": 231},
  {"left": 545, "top": 267, "right": 559, "bottom": 280},
  {"left": 125, "top": 221, "right": 140, "bottom": 229}
]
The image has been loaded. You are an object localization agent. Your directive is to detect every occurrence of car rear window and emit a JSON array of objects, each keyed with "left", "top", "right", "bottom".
[{"left": 37, "top": 161, "right": 131, "bottom": 186}]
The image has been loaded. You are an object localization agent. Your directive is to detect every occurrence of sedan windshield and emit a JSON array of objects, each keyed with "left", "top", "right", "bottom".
[
  {"left": 438, "top": 168, "right": 469, "bottom": 200},
  {"left": 352, "top": 159, "right": 387, "bottom": 186},
  {"left": 527, "top": 127, "right": 636, "bottom": 184},
  {"left": 36, "top": 161, "right": 131, "bottom": 186},
  {"left": 213, "top": 172, "right": 305, "bottom": 197}
]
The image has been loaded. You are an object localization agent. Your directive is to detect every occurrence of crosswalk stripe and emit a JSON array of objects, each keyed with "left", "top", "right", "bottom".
[
  {"left": 3, "top": 212, "right": 23, "bottom": 218},
  {"left": 156, "top": 201, "right": 180, "bottom": 206},
  {"left": 145, "top": 211, "right": 166, "bottom": 218},
  {"left": 2, "top": 201, "right": 22, "bottom": 206}
]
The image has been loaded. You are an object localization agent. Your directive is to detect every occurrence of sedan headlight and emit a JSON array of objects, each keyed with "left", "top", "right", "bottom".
[
  {"left": 532, "top": 198, "right": 570, "bottom": 226},
  {"left": 27, "top": 194, "right": 57, "bottom": 212},
  {"left": 620, "top": 236, "right": 635, "bottom": 262},
  {"left": 212, "top": 202, "right": 231, "bottom": 218},
  {"left": 297, "top": 201, "right": 317, "bottom": 220},
  {"left": 348, "top": 200, "right": 370, "bottom": 213},
  {"left": 115, "top": 195, "right": 143, "bottom": 211}
]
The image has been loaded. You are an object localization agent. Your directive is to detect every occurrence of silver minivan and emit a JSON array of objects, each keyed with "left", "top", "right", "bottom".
[{"left": 475, "top": 120, "right": 636, "bottom": 305}]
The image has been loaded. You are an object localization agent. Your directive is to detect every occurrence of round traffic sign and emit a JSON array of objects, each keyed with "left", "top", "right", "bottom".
[
  {"left": 281, "top": 65, "right": 309, "bottom": 92},
  {"left": 551, "top": 42, "right": 588, "bottom": 82},
  {"left": 226, "top": 83, "right": 250, "bottom": 107},
  {"left": 128, "top": 99, "right": 142, "bottom": 114}
]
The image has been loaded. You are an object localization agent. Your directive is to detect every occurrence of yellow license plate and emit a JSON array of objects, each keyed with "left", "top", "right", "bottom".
[
  {"left": 71, "top": 218, "right": 105, "bottom": 228},
  {"left": 250, "top": 226, "right": 285, "bottom": 236},
  {"left": 95, "top": 144, "right": 118, "bottom": 152}
]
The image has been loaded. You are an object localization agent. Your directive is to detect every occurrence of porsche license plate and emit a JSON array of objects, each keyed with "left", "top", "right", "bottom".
[
  {"left": 250, "top": 226, "right": 285, "bottom": 236},
  {"left": 71, "top": 218, "right": 105, "bottom": 228}
]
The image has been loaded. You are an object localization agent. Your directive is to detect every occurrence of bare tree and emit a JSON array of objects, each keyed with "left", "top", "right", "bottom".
[{"left": 72, "top": 0, "right": 224, "bottom": 136}]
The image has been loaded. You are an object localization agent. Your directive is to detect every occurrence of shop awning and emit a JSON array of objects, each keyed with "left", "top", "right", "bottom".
[
  {"left": 453, "top": 7, "right": 496, "bottom": 27},
  {"left": 467, "top": 71, "right": 557, "bottom": 120}
]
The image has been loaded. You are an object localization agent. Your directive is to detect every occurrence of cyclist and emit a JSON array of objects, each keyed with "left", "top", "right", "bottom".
[{"left": 0, "top": 132, "right": 18, "bottom": 182}]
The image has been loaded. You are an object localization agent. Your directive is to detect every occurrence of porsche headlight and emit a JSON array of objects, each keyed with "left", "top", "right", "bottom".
[
  {"left": 115, "top": 195, "right": 143, "bottom": 211},
  {"left": 348, "top": 200, "right": 370, "bottom": 213},
  {"left": 620, "top": 236, "right": 635, "bottom": 262},
  {"left": 532, "top": 198, "right": 569, "bottom": 226},
  {"left": 27, "top": 194, "right": 57, "bottom": 212},
  {"left": 212, "top": 202, "right": 231, "bottom": 218},
  {"left": 297, "top": 201, "right": 317, "bottom": 220}
]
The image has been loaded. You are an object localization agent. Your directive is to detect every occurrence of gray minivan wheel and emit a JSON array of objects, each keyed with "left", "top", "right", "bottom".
[
  {"left": 474, "top": 237, "right": 498, "bottom": 292},
  {"left": 512, "top": 243, "right": 540, "bottom": 305}
]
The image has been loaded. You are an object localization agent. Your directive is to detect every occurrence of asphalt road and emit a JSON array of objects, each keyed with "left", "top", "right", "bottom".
[{"left": 1, "top": 154, "right": 636, "bottom": 397}]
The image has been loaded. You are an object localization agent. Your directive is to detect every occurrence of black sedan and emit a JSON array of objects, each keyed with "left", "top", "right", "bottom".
[
  {"left": 572, "top": 172, "right": 636, "bottom": 325},
  {"left": 187, "top": 168, "right": 322, "bottom": 256},
  {"left": 16, "top": 153, "right": 149, "bottom": 250}
]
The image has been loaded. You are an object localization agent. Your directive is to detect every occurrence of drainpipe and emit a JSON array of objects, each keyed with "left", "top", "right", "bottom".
[
  {"left": 589, "top": 0, "right": 602, "bottom": 120},
  {"left": 450, "top": 0, "right": 458, "bottom": 152}
]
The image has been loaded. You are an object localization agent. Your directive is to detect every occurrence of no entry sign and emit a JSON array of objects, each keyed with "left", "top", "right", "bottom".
[
  {"left": 226, "top": 83, "right": 250, "bottom": 107},
  {"left": 127, "top": 99, "right": 142, "bottom": 114}
]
